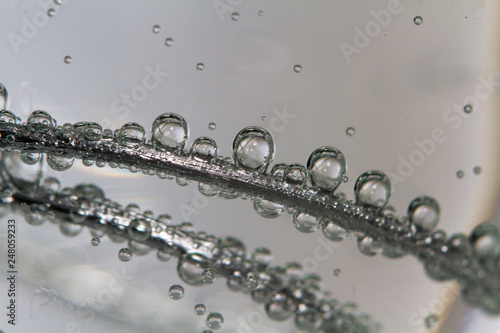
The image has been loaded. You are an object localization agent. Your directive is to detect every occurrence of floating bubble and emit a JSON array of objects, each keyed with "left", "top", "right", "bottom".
[
  {"left": 41, "top": 177, "right": 61, "bottom": 192},
  {"left": 164, "top": 38, "right": 173, "bottom": 46},
  {"left": 20, "top": 152, "right": 41, "bottom": 165},
  {"left": 202, "top": 268, "right": 217, "bottom": 284},
  {"left": 27, "top": 110, "right": 55, "bottom": 133},
  {"left": 47, "top": 8, "right": 55, "bottom": 17},
  {"left": 346, "top": 127, "right": 355, "bottom": 136},
  {"left": 91, "top": 237, "right": 100, "bottom": 247},
  {"left": 69, "top": 207, "right": 86, "bottom": 223},
  {"left": 195, "top": 304, "right": 206, "bottom": 316},
  {"left": 425, "top": 314, "right": 438, "bottom": 328},
  {"left": 151, "top": 113, "right": 188, "bottom": 151},
  {"left": 59, "top": 222, "right": 83, "bottom": 237},
  {"left": 64, "top": 56, "right": 72, "bottom": 64},
  {"left": 231, "top": 12, "right": 240, "bottom": 21},
  {"left": 117, "top": 122, "right": 145, "bottom": 147},
  {"left": 271, "top": 163, "right": 287, "bottom": 182},
  {"left": 265, "top": 292, "right": 295, "bottom": 321},
  {"left": 253, "top": 197, "right": 284, "bottom": 219},
  {"left": 473, "top": 166, "right": 482, "bottom": 175},
  {"left": 233, "top": 126, "right": 274, "bottom": 172},
  {"left": 293, "top": 212, "right": 321, "bottom": 233},
  {"left": 284, "top": 164, "right": 308, "bottom": 186},
  {"left": 127, "top": 218, "right": 152, "bottom": 242},
  {"left": 208, "top": 122, "right": 216, "bottom": 130},
  {"left": 354, "top": 170, "right": 391, "bottom": 209},
  {"left": 408, "top": 196, "right": 440, "bottom": 233},
  {"left": 333, "top": 269, "right": 341, "bottom": 277},
  {"left": 54, "top": 0, "right": 62, "bottom": 5},
  {"left": 306, "top": 147, "right": 346, "bottom": 192},
  {"left": 206, "top": 312, "right": 224, "bottom": 330},
  {"left": 322, "top": 218, "right": 349, "bottom": 241},
  {"left": 357, "top": 236, "right": 383, "bottom": 256},
  {"left": 46, "top": 155, "right": 74, "bottom": 171},
  {"left": 258, "top": 10, "right": 264, "bottom": 16},
  {"left": 414, "top": 16, "right": 423, "bottom": 25},
  {"left": 157, "top": 248, "right": 171, "bottom": 262},
  {"left": 196, "top": 63, "right": 205, "bottom": 71},
  {"left": 118, "top": 248, "right": 133, "bottom": 262},
  {"left": 456, "top": 170, "right": 464, "bottom": 178},
  {"left": 294, "top": 65, "right": 302, "bottom": 73},
  {"left": 168, "top": 284, "right": 184, "bottom": 300},
  {"left": 464, "top": 104, "right": 473, "bottom": 114},
  {"left": 246, "top": 273, "right": 263, "bottom": 290},
  {"left": 198, "top": 182, "right": 218, "bottom": 196},
  {"left": 294, "top": 306, "right": 323, "bottom": 331},
  {"left": 469, "top": 222, "right": 500, "bottom": 258},
  {"left": 190, "top": 137, "right": 217, "bottom": 161},
  {"left": 152, "top": 25, "right": 160, "bottom": 33}
]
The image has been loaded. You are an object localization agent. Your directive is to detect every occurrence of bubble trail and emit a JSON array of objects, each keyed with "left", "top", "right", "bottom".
[
  {"left": 1, "top": 111, "right": 500, "bottom": 315},
  {"left": 0, "top": 171, "right": 379, "bottom": 332}
]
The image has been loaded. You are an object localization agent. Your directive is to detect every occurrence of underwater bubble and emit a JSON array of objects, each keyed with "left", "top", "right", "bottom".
[
  {"left": 231, "top": 12, "right": 240, "bottom": 21},
  {"left": 118, "top": 248, "right": 133, "bottom": 262},
  {"left": 151, "top": 113, "right": 188, "bottom": 151},
  {"left": 73, "top": 183, "right": 104, "bottom": 201},
  {"left": 322, "top": 218, "right": 349, "bottom": 241},
  {"left": 195, "top": 304, "right": 206, "bottom": 316},
  {"left": 69, "top": 207, "right": 86, "bottom": 223},
  {"left": 346, "top": 127, "right": 355, "bottom": 136},
  {"left": 20, "top": 152, "right": 41, "bottom": 165},
  {"left": 54, "top": 0, "right": 62, "bottom": 4},
  {"left": 246, "top": 273, "right": 263, "bottom": 290},
  {"left": 91, "top": 237, "right": 100, "bottom": 247},
  {"left": 84, "top": 122, "right": 102, "bottom": 141},
  {"left": 202, "top": 268, "right": 217, "bottom": 284},
  {"left": 168, "top": 284, "right": 184, "bottom": 300},
  {"left": 63, "top": 56, "right": 72, "bottom": 64},
  {"left": 47, "top": 8, "right": 55, "bottom": 17},
  {"left": 425, "top": 314, "right": 438, "bottom": 329},
  {"left": 157, "top": 248, "right": 171, "bottom": 262},
  {"left": 265, "top": 292, "right": 295, "bottom": 321},
  {"left": 176, "top": 177, "right": 189, "bottom": 186},
  {"left": 0, "top": 110, "right": 16, "bottom": 130},
  {"left": 46, "top": 155, "right": 74, "bottom": 171},
  {"left": 293, "top": 65, "right": 302, "bottom": 73},
  {"left": 197, "top": 63, "right": 205, "bottom": 71},
  {"left": 190, "top": 137, "right": 217, "bottom": 161},
  {"left": 306, "top": 147, "right": 346, "bottom": 192},
  {"left": 41, "top": 177, "right": 60, "bottom": 192},
  {"left": 293, "top": 212, "right": 321, "bottom": 233},
  {"left": 251, "top": 247, "right": 273, "bottom": 269},
  {"left": 0, "top": 83, "right": 8, "bottom": 110},
  {"left": 469, "top": 222, "right": 500, "bottom": 258},
  {"left": 258, "top": 10, "right": 264, "bottom": 16},
  {"left": 354, "top": 170, "right": 391, "bottom": 209},
  {"left": 284, "top": 164, "right": 308, "bottom": 186},
  {"left": 464, "top": 104, "right": 473, "bottom": 114},
  {"left": 333, "top": 268, "right": 341, "bottom": 277},
  {"left": 59, "top": 222, "right": 83, "bottom": 237},
  {"left": 408, "top": 196, "right": 440, "bottom": 233},
  {"left": 128, "top": 240, "right": 150, "bottom": 256},
  {"left": 177, "top": 253, "right": 211, "bottom": 286},
  {"left": 208, "top": 122, "right": 216, "bottom": 130},
  {"left": 253, "top": 197, "right": 284, "bottom": 219},
  {"left": 456, "top": 170, "right": 464, "bottom": 178},
  {"left": 294, "top": 306, "right": 323, "bottom": 331},
  {"left": 27, "top": 110, "right": 54, "bottom": 133},
  {"left": 233, "top": 126, "right": 274, "bottom": 172},
  {"left": 414, "top": 16, "right": 423, "bottom": 25},
  {"left": 128, "top": 218, "right": 152, "bottom": 242},
  {"left": 357, "top": 236, "right": 383, "bottom": 256},
  {"left": 117, "top": 122, "right": 145, "bottom": 147},
  {"left": 473, "top": 166, "right": 482, "bottom": 175},
  {"left": 198, "top": 182, "right": 218, "bottom": 197},
  {"left": 164, "top": 38, "right": 173, "bottom": 46},
  {"left": 152, "top": 25, "right": 160, "bottom": 33},
  {"left": 271, "top": 163, "right": 287, "bottom": 182},
  {"left": 206, "top": 312, "right": 224, "bottom": 330}
]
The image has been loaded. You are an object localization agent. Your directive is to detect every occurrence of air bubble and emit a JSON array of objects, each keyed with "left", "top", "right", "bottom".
[
  {"left": 231, "top": 12, "right": 240, "bottom": 21},
  {"left": 46, "top": 155, "right": 74, "bottom": 171},
  {"left": 253, "top": 197, "right": 284, "bottom": 219},
  {"left": 251, "top": 247, "right": 273, "bottom": 269},
  {"left": 168, "top": 284, "right": 184, "bottom": 300},
  {"left": 157, "top": 248, "right": 171, "bottom": 262},
  {"left": 456, "top": 170, "right": 464, "bottom": 179},
  {"left": 473, "top": 166, "right": 482, "bottom": 175},
  {"left": 117, "top": 122, "right": 145, "bottom": 148},
  {"left": 0, "top": 110, "right": 15, "bottom": 130},
  {"left": 414, "top": 16, "right": 423, "bottom": 25},
  {"left": 284, "top": 164, "right": 307, "bottom": 186},
  {"left": 91, "top": 237, "right": 100, "bottom": 247},
  {"left": 151, "top": 113, "right": 188, "bottom": 151},
  {"left": 233, "top": 126, "right": 274, "bottom": 172},
  {"left": 0, "top": 84, "right": 7, "bottom": 111},
  {"left": 196, "top": 63, "right": 205, "bottom": 71},
  {"left": 293, "top": 212, "right": 321, "bottom": 233},
  {"left": 27, "top": 110, "right": 55, "bottom": 133},
  {"left": 354, "top": 170, "right": 391, "bottom": 209},
  {"left": 464, "top": 104, "right": 473, "bottom": 114},
  {"left": 152, "top": 25, "right": 160, "bottom": 33},
  {"left": 408, "top": 196, "right": 440, "bottom": 233},
  {"left": 20, "top": 152, "right": 41, "bottom": 166},
  {"left": 202, "top": 268, "right": 217, "bottom": 284},
  {"left": 47, "top": 8, "right": 55, "bottom": 17},
  {"left": 293, "top": 65, "right": 302, "bottom": 73},
  {"left": 425, "top": 314, "right": 438, "bottom": 329},
  {"left": 41, "top": 177, "right": 61, "bottom": 192},
  {"left": 333, "top": 269, "right": 341, "bottom": 277},
  {"left": 195, "top": 304, "right": 206, "bottom": 316},
  {"left": 190, "top": 137, "right": 217, "bottom": 161},
  {"left": 206, "top": 312, "right": 224, "bottom": 330},
  {"left": 54, "top": 0, "right": 62, "bottom": 4},
  {"left": 128, "top": 219, "right": 152, "bottom": 242},
  {"left": 469, "top": 222, "right": 500, "bottom": 258},
  {"left": 84, "top": 122, "right": 102, "bottom": 141},
  {"left": 322, "top": 218, "right": 349, "bottom": 241},
  {"left": 64, "top": 56, "right": 72, "bottom": 64},
  {"left": 69, "top": 207, "right": 86, "bottom": 223},
  {"left": 307, "top": 147, "right": 346, "bottom": 192},
  {"left": 357, "top": 236, "right": 383, "bottom": 256},
  {"left": 177, "top": 253, "right": 211, "bottom": 286},
  {"left": 346, "top": 127, "right": 355, "bottom": 136},
  {"left": 258, "top": 10, "right": 264, "bottom": 16},
  {"left": 208, "top": 122, "right": 216, "bottom": 130},
  {"left": 165, "top": 38, "right": 173, "bottom": 46},
  {"left": 265, "top": 292, "right": 295, "bottom": 321},
  {"left": 118, "top": 248, "right": 133, "bottom": 262}
]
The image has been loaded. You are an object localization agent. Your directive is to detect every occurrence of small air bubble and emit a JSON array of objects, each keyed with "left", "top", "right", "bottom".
[
  {"left": 165, "top": 38, "right": 173, "bottom": 46},
  {"left": 464, "top": 104, "right": 473, "bottom": 114},
  {"left": 473, "top": 166, "right": 482, "bottom": 175},
  {"left": 168, "top": 284, "right": 184, "bottom": 300},
  {"left": 414, "top": 16, "right": 423, "bottom": 25},
  {"left": 152, "top": 25, "right": 161, "bottom": 33},
  {"left": 47, "top": 9, "right": 55, "bottom": 17},
  {"left": 333, "top": 268, "right": 341, "bottom": 277},
  {"left": 194, "top": 304, "right": 206, "bottom": 316},
  {"left": 456, "top": 170, "right": 464, "bottom": 179},
  {"left": 258, "top": 10, "right": 264, "bottom": 16},
  {"left": 54, "top": 0, "right": 63, "bottom": 4},
  {"left": 208, "top": 122, "right": 216, "bottom": 131},
  {"left": 196, "top": 63, "right": 205, "bottom": 71},
  {"left": 63, "top": 56, "right": 72, "bottom": 64},
  {"left": 231, "top": 12, "right": 240, "bottom": 21},
  {"left": 261, "top": 116, "right": 266, "bottom": 121},
  {"left": 346, "top": 127, "right": 355, "bottom": 136},
  {"left": 118, "top": 248, "right": 133, "bottom": 262},
  {"left": 91, "top": 237, "right": 100, "bottom": 247},
  {"left": 293, "top": 65, "right": 302, "bottom": 73}
]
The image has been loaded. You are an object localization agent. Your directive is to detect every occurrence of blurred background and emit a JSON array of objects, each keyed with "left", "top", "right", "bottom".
[{"left": 0, "top": 0, "right": 500, "bottom": 332}]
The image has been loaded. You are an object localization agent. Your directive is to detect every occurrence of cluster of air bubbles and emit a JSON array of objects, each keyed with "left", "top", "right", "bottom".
[
  {"left": 63, "top": 56, "right": 72, "bottom": 64},
  {"left": 168, "top": 284, "right": 184, "bottom": 300},
  {"left": 464, "top": 104, "right": 473, "bottom": 114},
  {"left": 206, "top": 312, "right": 224, "bottom": 330},
  {"left": 414, "top": 16, "right": 423, "bottom": 25},
  {"left": 152, "top": 25, "right": 161, "bottom": 33},
  {"left": 118, "top": 248, "right": 133, "bottom": 262},
  {"left": 354, "top": 170, "right": 391, "bottom": 209},
  {"left": 233, "top": 126, "right": 274, "bottom": 173}
]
